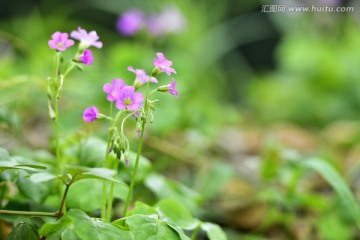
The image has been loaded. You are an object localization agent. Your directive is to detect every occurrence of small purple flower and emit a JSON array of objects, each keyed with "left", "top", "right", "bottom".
[
  {"left": 103, "top": 79, "right": 126, "bottom": 102},
  {"left": 128, "top": 66, "right": 157, "bottom": 87},
  {"left": 116, "top": 9, "right": 145, "bottom": 36},
  {"left": 154, "top": 52, "right": 176, "bottom": 76},
  {"left": 147, "top": 5, "right": 186, "bottom": 37},
  {"left": 114, "top": 86, "right": 144, "bottom": 111},
  {"left": 125, "top": 159, "right": 129, "bottom": 168},
  {"left": 83, "top": 106, "right": 99, "bottom": 122},
  {"left": 48, "top": 32, "right": 74, "bottom": 51},
  {"left": 71, "top": 27, "right": 103, "bottom": 49},
  {"left": 79, "top": 49, "right": 94, "bottom": 65},
  {"left": 168, "top": 80, "right": 178, "bottom": 97}
]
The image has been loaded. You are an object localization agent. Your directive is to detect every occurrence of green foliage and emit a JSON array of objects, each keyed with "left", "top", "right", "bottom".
[
  {"left": 302, "top": 157, "right": 360, "bottom": 229},
  {"left": 145, "top": 174, "right": 202, "bottom": 212},
  {"left": 39, "top": 209, "right": 133, "bottom": 240},
  {"left": 7, "top": 217, "right": 44, "bottom": 240},
  {"left": 66, "top": 179, "right": 128, "bottom": 212},
  {"left": 201, "top": 222, "right": 227, "bottom": 240},
  {"left": 125, "top": 214, "right": 184, "bottom": 240}
]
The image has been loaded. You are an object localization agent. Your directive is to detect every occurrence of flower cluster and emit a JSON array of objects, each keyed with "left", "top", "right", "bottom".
[
  {"left": 116, "top": 5, "right": 186, "bottom": 37},
  {"left": 83, "top": 52, "right": 178, "bottom": 123},
  {"left": 48, "top": 27, "right": 102, "bottom": 65},
  {"left": 103, "top": 81, "right": 144, "bottom": 112}
]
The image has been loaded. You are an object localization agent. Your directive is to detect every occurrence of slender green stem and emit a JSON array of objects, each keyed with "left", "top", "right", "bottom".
[
  {"left": 122, "top": 74, "right": 153, "bottom": 220},
  {"left": 191, "top": 223, "right": 201, "bottom": 240},
  {"left": 121, "top": 121, "right": 146, "bottom": 219},
  {"left": 101, "top": 132, "right": 113, "bottom": 220},
  {"left": 0, "top": 210, "right": 58, "bottom": 217},
  {"left": 54, "top": 97, "right": 61, "bottom": 174},
  {"left": 57, "top": 178, "right": 75, "bottom": 219},
  {"left": 102, "top": 102, "right": 114, "bottom": 221},
  {"left": 105, "top": 159, "right": 120, "bottom": 222}
]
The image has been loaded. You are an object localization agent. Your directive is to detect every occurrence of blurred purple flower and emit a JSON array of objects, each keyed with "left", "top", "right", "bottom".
[
  {"left": 103, "top": 79, "right": 126, "bottom": 102},
  {"left": 48, "top": 32, "right": 74, "bottom": 51},
  {"left": 79, "top": 49, "right": 94, "bottom": 65},
  {"left": 168, "top": 80, "right": 178, "bottom": 97},
  {"left": 147, "top": 5, "right": 186, "bottom": 36},
  {"left": 128, "top": 66, "right": 157, "bottom": 87},
  {"left": 83, "top": 106, "right": 99, "bottom": 122},
  {"left": 71, "top": 27, "right": 103, "bottom": 49},
  {"left": 114, "top": 86, "right": 144, "bottom": 111},
  {"left": 116, "top": 9, "right": 145, "bottom": 36},
  {"left": 154, "top": 52, "right": 176, "bottom": 76}
]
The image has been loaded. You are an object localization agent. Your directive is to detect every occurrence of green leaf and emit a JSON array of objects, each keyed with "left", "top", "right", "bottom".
[
  {"left": 65, "top": 165, "right": 125, "bottom": 184},
  {"left": 302, "top": 158, "right": 360, "bottom": 229},
  {"left": 155, "top": 198, "right": 199, "bottom": 230},
  {"left": 92, "top": 219, "right": 134, "bottom": 240},
  {"left": 7, "top": 219, "right": 42, "bottom": 240},
  {"left": 145, "top": 174, "right": 202, "bottom": 212},
  {"left": 201, "top": 222, "right": 227, "bottom": 240},
  {"left": 0, "top": 162, "right": 42, "bottom": 172},
  {"left": 28, "top": 172, "right": 61, "bottom": 183},
  {"left": 16, "top": 170, "right": 49, "bottom": 202},
  {"left": 156, "top": 210, "right": 191, "bottom": 240},
  {"left": 39, "top": 209, "right": 133, "bottom": 240},
  {"left": 127, "top": 201, "right": 157, "bottom": 216},
  {"left": 126, "top": 214, "right": 181, "bottom": 240},
  {"left": 67, "top": 179, "right": 128, "bottom": 212}
]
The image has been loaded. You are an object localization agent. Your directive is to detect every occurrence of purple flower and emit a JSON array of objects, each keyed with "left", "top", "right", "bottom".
[
  {"left": 116, "top": 9, "right": 145, "bottom": 36},
  {"left": 168, "top": 80, "right": 178, "bottom": 97},
  {"left": 128, "top": 66, "right": 157, "bottom": 87},
  {"left": 147, "top": 6, "right": 186, "bottom": 36},
  {"left": 103, "top": 79, "right": 126, "bottom": 102},
  {"left": 83, "top": 106, "right": 99, "bottom": 122},
  {"left": 48, "top": 32, "right": 74, "bottom": 51},
  {"left": 154, "top": 52, "right": 176, "bottom": 76},
  {"left": 79, "top": 49, "right": 94, "bottom": 65},
  {"left": 157, "top": 79, "right": 179, "bottom": 97},
  {"left": 114, "top": 86, "right": 144, "bottom": 111},
  {"left": 71, "top": 27, "right": 103, "bottom": 49}
]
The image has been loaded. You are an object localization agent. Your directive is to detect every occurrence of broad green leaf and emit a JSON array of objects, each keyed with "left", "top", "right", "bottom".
[
  {"left": 126, "top": 214, "right": 180, "bottom": 240},
  {"left": 61, "top": 228, "right": 79, "bottom": 240},
  {"left": 65, "top": 137, "right": 107, "bottom": 168},
  {"left": 28, "top": 172, "right": 61, "bottom": 183},
  {"left": 67, "top": 179, "right": 128, "bottom": 212},
  {"left": 7, "top": 218, "right": 43, "bottom": 240},
  {"left": 40, "top": 209, "right": 133, "bottom": 240},
  {"left": 201, "top": 222, "right": 227, "bottom": 240},
  {"left": 302, "top": 158, "right": 360, "bottom": 229},
  {"left": 156, "top": 210, "right": 191, "bottom": 240},
  {"left": 0, "top": 162, "right": 42, "bottom": 172},
  {"left": 155, "top": 198, "right": 199, "bottom": 230},
  {"left": 65, "top": 165, "right": 123, "bottom": 184},
  {"left": 16, "top": 170, "right": 49, "bottom": 202},
  {"left": 92, "top": 219, "right": 134, "bottom": 240},
  {"left": 145, "top": 174, "right": 202, "bottom": 212},
  {"left": 127, "top": 201, "right": 157, "bottom": 216}
]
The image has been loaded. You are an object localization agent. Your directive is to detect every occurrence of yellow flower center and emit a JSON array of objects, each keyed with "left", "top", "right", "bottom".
[{"left": 124, "top": 98, "right": 132, "bottom": 106}]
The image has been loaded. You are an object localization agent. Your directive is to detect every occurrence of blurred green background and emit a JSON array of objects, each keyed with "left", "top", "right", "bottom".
[{"left": 2, "top": 0, "right": 360, "bottom": 239}]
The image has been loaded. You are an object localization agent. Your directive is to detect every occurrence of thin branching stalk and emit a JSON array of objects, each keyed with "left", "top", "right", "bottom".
[
  {"left": 121, "top": 75, "right": 153, "bottom": 220},
  {"left": 0, "top": 210, "right": 58, "bottom": 217}
]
